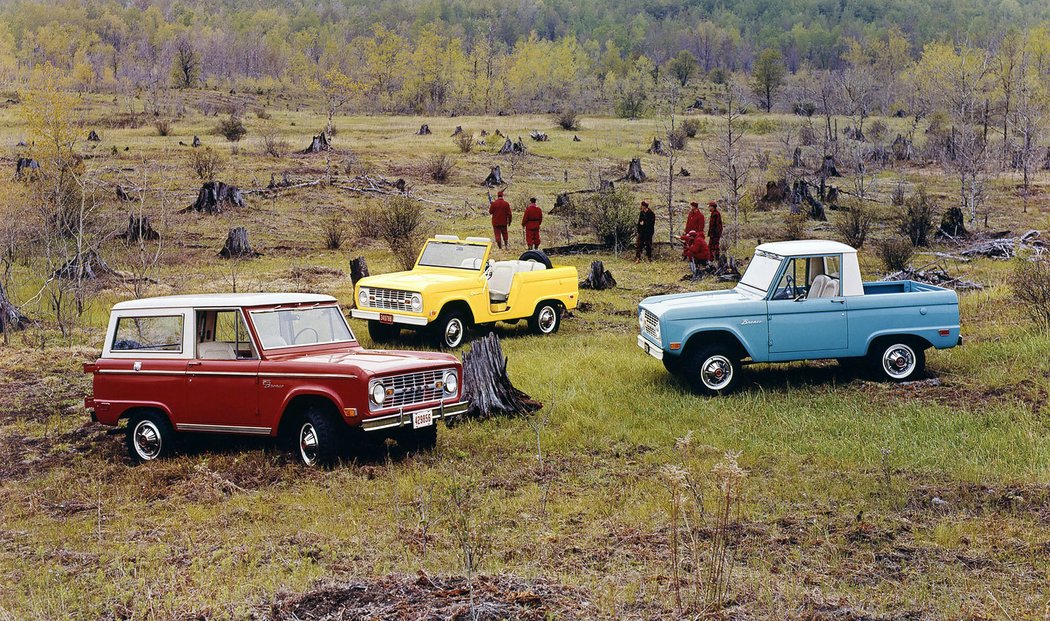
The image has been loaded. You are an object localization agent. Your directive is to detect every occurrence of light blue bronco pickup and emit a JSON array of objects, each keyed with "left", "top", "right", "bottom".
[{"left": 637, "top": 240, "right": 962, "bottom": 395}]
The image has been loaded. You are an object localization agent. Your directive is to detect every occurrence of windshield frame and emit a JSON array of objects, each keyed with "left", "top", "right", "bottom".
[
  {"left": 738, "top": 250, "right": 785, "bottom": 296},
  {"left": 247, "top": 303, "right": 356, "bottom": 351},
  {"left": 415, "top": 240, "right": 490, "bottom": 271}
]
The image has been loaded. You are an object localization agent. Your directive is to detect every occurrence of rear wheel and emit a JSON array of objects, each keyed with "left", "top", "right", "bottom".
[
  {"left": 126, "top": 411, "right": 176, "bottom": 463},
  {"left": 367, "top": 320, "right": 400, "bottom": 344},
  {"left": 528, "top": 302, "right": 561, "bottom": 335},
  {"left": 870, "top": 339, "right": 925, "bottom": 382},
  {"left": 432, "top": 309, "right": 469, "bottom": 349},
  {"left": 297, "top": 407, "right": 341, "bottom": 467},
  {"left": 683, "top": 345, "right": 742, "bottom": 396}
]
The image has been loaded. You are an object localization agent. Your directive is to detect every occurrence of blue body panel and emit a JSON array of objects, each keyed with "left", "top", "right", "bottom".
[{"left": 639, "top": 280, "right": 960, "bottom": 364}]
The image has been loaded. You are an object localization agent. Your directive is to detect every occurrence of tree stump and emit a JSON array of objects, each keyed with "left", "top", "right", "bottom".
[
  {"left": 573, "top": 135, "right": 581, "bottom": 142},
  {"left": 891, "top": 134, "right": 912, "bottom": 161},
  {"left": 87, "top": 130, "right": 101, "bottom": 142},
  {"left": 599, "top": 179, "right": 615, "bottom": 192},
  {"left": 686, "top": 98, "right": 704, "bottom": 110},
  {"left": 792, "top": 146, "right": 803, "bottom": 168},
  {"left": 647, "top": 138, "right": 668, "bottom": 155},
  {"left": 189, "top": 181, "right": 246, "bottom": 214},
  {"left": 677, "top": 167, "right": 691, "bottom": 177},
  {"left": 939, "top": 207, "right": 968, "bottom": 238},
  {"left": 482, "top": 166, "right": 504, "bottom": 187},
  {"left": 817, "top": 155, "right": 841, "bottom": 178},
  {"left": 497, "top": 138, "right": 526, "bottom": 155},
  {"left": 192, "top": 135, "right": 201, "bottom": 148},
  {"left": 529, "top": 130, "right": 548, "bottom": 142},
  {"left": 791, "top": 179, "right": 827, "bottom": 221},
  {"left": 621, "top": 158, "right": 646, "bottom": 183},
  {"left": 15, "top": 157, "right": 39, "bottom": 179},
  {"left": 417, "top": 124, "right": 432, "bottom": 135},
  {"left": 219, "top": 227, "right": 258, "bottom": 259},
  {"left": 451, "top": 126, "right": 463, "bottom": 137},
  {"left": 461, "top": 333, "right": 540, "bottom": 419},
  {"left": 393, "top": 178, "right": 407, "bottom": 192},
  {"left": 480, "top": 130, "right": 488, "bottom": 137},
  {"left": 53, "top": 250, "right": 118, "bottom": 280},
  {"left": 121, "top": 215, "right": 160, "bottom": 242},
  {"left": 0, "top": 281, "right": 29, "bottom": 334},
  {"left": 760, "top": 179, "right": 789, "bottom": 204},
  {"left": 349, "top": 256, "right": 369, "bottom": 286},
  {"left": 580, "top": 260, "right": 617, "bottom": 290},
  {"left": 303, "top": 133, "right": 330, "bottom": 153},
  {"left": 552, "top": 192, "right": 572, "bottom": 214},
  {"left": 116, "top": 186, "right": 134, "bottom": 201}
]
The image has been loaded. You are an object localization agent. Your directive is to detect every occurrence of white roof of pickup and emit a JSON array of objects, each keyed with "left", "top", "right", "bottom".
[
  {"left": 756, "top": 240, "right": 857, "bottom": 256},
  {"left": 112, "top": 293, "right": 337, "bottom": 310}
]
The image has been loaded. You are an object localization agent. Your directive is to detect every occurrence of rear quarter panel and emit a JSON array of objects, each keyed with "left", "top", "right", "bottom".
[
  {"left": 91, "top": 358, "right": 186, "bottom": 425},
  {"left": 503, "top": 266, "right": 580, "bottom": 320},
  {"left": 847, "top": 283, "right": 961, "bottom": 354}
]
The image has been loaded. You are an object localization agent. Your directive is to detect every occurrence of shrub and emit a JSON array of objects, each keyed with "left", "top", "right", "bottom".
[
  {"left": 361, "top": 196, "right": 429, "bottom": 270},
  {"left": 898, "top": 187, "right": 936, "bottom": 246},
  {"left": 868, "top": 119, "right": 888, "bottom": 143},
  {"left": 1009, "top": 258, "right": 1050, "bottom": 329},
  {"left": 781, "top": 212, "right": 808, "bottom": 241},
  {"left": 154, "top": 119, "right": 172, "bottom": 136},
  {"left": 254, "top": 107, "right": 271, "bottom": 120},
  {"left": 555, "top": 108, "right": 579, "bottom": 130},
  {"left": 890, "top": 178, "right": 906, "bottom": 206},
  {"left": 799, "top": 124, "right": 818, "bottom": 146},
  {"left": 452, "top": 132, "right": 474, "bottom": 154},
  {"left": 579, "top": 186, "right": 637, "bottom": 250},
  {"left": 425, "top": 154, "right": 455, "bottom": 183},
  {"left": 878, "top": 238, "right": 914, "bottom": 271},
  {"left": 682, "top": 118, "right": 702, "bottom": 138},
  {"left": 833, "top": 200, "right": 875, "bottom": 248},
  {"left": 793, "top": 101, "right": 816, "bottom": 117},
  {"left": 190, "top": 146, "right": 227, "bottom": 181},
  {"left": 260, "top": 126, "right": 288, "bottom": 158},
  {"left": 320, "top": 212, "right": 347, "bottom": 250},
  {"left": 216, "top": 114, "right": 247, "bottom": 142}
]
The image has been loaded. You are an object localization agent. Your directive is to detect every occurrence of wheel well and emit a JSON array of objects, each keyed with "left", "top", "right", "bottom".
[
  {"left": 866, "top": 334, "right": 932, "bottom": 357},
  {"left": 682, "top": 330, "right": 749, "bottom": 360},
  {"left": 120, "top": 406, "right": 170, "bottom": 425},
  {"left": 439, "top": 300, "right": 474, "bottom": 325},
  {"left": 277, "top": 395, "right": 341, "bottom": 441},
  {"left": 535, "top": 299, "right": 565, "bottom": 314}
]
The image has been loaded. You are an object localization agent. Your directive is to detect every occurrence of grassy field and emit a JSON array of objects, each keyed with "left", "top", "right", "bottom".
[{"left": 0, "top": 91, "right": 1048, "bottom": 620}]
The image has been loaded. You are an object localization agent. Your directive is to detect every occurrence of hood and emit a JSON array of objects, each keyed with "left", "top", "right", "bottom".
[
  {"left": 640, "top": 287, "right": 764, "bottom": 319},
  {"left": 359, "top": 268, "right": 479, "bottom": 292},
  {"left": 266, "top": 344, "right": 459, "bottom": 376}
]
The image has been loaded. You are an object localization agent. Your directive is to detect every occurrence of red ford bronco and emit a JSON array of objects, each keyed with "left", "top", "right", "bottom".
[{"left": 84, "top": 293, "right": 467, "bottom": 466}]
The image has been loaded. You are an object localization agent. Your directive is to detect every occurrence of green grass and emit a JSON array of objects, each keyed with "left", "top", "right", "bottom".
[{"left": 0, "top": 94, "right": 1048, "bottom": 619}]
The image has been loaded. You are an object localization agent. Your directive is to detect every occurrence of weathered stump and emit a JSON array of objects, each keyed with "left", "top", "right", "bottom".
[
  {"left": 480, "top": 130, "right": 489, "bottom": 137},
  {"left": 219, "top": 227, "right": 258, "bottom": 259},
  {"left": 349, "top": 256, "right": 369, "bottom": 286},
  {"left": 573, "top": 135, "right": 581, "bottom": 142},
  {"left": 417, "top": 124, "right": 432, "bottom": 135},
  {"left": 760, "top": 179, "right": 789, "bottom": 204},
  {"left": 792, "top": 146, "right": 803, "bottom": 168},
  {"left": 677, "top": 167, "right": 691, "bottom": 177},
  {"left": 580, "top": 261, "right": 617, "bottom": 290},
  {"left": 15, "top": 157, "right": 39, "bottom": 179},
  {"left": 621, "top": 158, "right": 646, "bottom": 183},
  {"left": 482, "top": 166, "right": 504, "bottom": 187},
  {"left": 552, "top": 193, "right": 572, "bottom": 214},
  {"left": 817, "top": 155, "right": 841, "bottom": 178},
  {"left": 121, "top": 215, "right": 160, "bottom": 242},
  {"left": 53, "top": 250, "right": 118, "bottom": 280},
  {"left": 192, "top": 135, "right": 201, "bottom": 148},
  {"left": 462, "top": 333, "right": 540, "bottom": 419},
  {"left": 686, "top": 98, "right": 704, "bottom": 111},
  {"left": 497, "top": 138, "right": 526, "bottom": 155},
  {"left": 599, "top": 179, "right": 615, "bottom": 192},
  {"left": 189, "top": 181, "right": 246, "bottom": 214},
  {"left": 647, "top": 138, "right": 668, "bottom": 156},
  {"left": 791, "top": 179, "right": 827, "bottom": 221},
  {"left": 939, "top": 207, "right": 968, "bottom": 239},
  {"left": 116, "top": 186, "right": 134, "bottom": 201},
  {"left": 892, "top": 134, "right": 912, "bottom": 161},
  {"left": 303, "top": 133, "right": 330, "bottom": 153},
  {"left": 0, "top": 281, "right": 29, "bottom": 334},
  {"left": 529, "top": 130, "right": 548, "bottom": 142},
  {"left": 451, "top": 126, "right": 463, "bottom": 137},
  {"left": 87, "top": 130, "right": 101, "bottom": 142}
]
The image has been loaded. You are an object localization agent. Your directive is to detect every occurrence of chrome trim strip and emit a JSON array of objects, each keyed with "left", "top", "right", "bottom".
[
  {"left": 97, "top": 369, "right": 188, "bottom": 376},
  {"left": 187, "top": 371, "right": 259, "bottom": 377},
  {"left": 258, "top": 372, "right": 357, "bottom": 379},
  {"left": 350, "top": 309, "right": 429, "bottom": 326},
  {"left": 176, "top": 423, "right": 272, "bottom": 435},
  {"left": 360, "top": 401, "right": 468, "bottom": 431}
]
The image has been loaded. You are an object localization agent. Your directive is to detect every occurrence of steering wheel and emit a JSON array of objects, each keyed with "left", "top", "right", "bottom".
[
  {"left": 293, "top": 327, "right": 320, "bottom": 344},
  {"left": 785, "top": 274, "right": 797, "bottom": 299}
]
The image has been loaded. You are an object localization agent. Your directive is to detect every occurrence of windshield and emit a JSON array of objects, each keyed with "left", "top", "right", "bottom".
[
  {"left": 738, "top": 251, "right": 784, "bottom": 294},
  {"left": 249, "top": 305, "right": 355, "bottom": 349},
  {"left": 417, "top": 241, "right": 487, "bottom": 270}
]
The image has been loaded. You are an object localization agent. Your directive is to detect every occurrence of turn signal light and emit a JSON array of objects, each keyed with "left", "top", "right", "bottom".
[{"left": 938, "top": 329, "right": 950, "bottom": 336}]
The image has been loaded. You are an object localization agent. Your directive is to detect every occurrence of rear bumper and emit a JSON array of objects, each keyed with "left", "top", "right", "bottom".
[
  {"left": 360, "top": 400, "right": 469, "bottom": 432},
  {"left": 637, "top": 334, "right": 664, "bottom": 360},
  {"left": 351, "top": 309, "right": 429, "bottom": 327}
]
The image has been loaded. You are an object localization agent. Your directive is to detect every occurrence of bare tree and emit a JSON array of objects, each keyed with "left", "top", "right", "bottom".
[
  {"left": 704, "top": 82, "right": 751, "bottom": 264},
  {"left": 171, "top": 38, "right": 201, "bottom": 89},
  {"left": 1012, "top": 47, "right": 1047, "bottom": 214},
  {"left": 662, "top": 80, "right": 683, "bottom": 243}
]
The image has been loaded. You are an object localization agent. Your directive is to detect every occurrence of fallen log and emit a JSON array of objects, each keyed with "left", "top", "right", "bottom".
[
  {"left": 529, "top": 130, "right": 548, "bottom": 142},
  {"left": 579, "top": 261, "right": 616, "bottom": 290},
  {"left": 958, "top": 230, "right": 1044, "bottom": 259},
  {"left": 461, "top": 333, "right": 540, "bottom": 419},
  {"left": 884, "top": 264, "right": 984, "bottom": 291}
]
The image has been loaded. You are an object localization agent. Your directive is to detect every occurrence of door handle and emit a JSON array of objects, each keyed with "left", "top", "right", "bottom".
[
  {"left": 187, "top": 361, "right": 202, "bottom": 367},
  {"left": 831, "top": 299, "right": 845, "bottom": 304}
]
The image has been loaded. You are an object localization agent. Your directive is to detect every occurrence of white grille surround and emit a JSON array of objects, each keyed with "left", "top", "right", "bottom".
[
  {"left": 371, "top": 368, "right": 456, "bottom": 411},
  {"left": 363, "top": 288, "right": 414, "bottom": 312},
  {"left": 641, "top": 309, "right": 660, "bottom": 341}
]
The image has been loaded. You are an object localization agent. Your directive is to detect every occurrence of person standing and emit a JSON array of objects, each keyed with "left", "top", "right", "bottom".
[
  {"left": 488, "top": 190, "right": 512, "bottom": 249},
  {"left": 683, "top": 201, "right": 705, "bottom": 258},
  {"left": 635, "top": 200, "right": 656, "bottom": 261},
  {"left": 522, "top": 197, "right": 543, "bottom": 250},
  {"left": 707, "top": 200, "right": 723, "bottom": 261}
]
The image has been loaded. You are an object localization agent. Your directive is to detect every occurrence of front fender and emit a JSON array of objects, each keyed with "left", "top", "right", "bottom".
[{"left": 671, "top": 320, "right": 766, "bottom": 361}]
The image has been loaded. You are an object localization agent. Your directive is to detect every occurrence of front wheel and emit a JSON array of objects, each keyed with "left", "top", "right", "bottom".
[
  {"left": 367, "top": 320, "right": 400, "bottom": 344},
  {"left": 683, "top": 345, "right": 742, "bottom": 396},
  {"left": 126, "top": 411, "right": 176, "bottom": 463},
  {"left": 297, "top": 407, "right": 341, "bottom": 467},
  {"left": 528, "top": 302, "right": 561, "bottom": 335},
  {"left": 870, "top": 340, "right": 926, "bottom": 382},
  {"left": 432, "top": 310, "right": 469, "bottom": 349}
]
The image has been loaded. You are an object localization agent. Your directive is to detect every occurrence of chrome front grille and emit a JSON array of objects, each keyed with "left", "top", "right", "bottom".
[
  {"left": 366, "top": 288, "right": 413, "bottom": 312},
  {"left": 383, "top": 369, "right": 448, "bottom": 409},
  {"left": 642, "top": 309, "right": 660, "bottom": 341}
]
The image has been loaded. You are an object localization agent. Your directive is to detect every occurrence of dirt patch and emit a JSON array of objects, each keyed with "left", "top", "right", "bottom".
[
  {"left": 259, "top": 572, "right": 596, "bottom": 621},
  {"left": 905, "top": 481, "right": 1050, "bottom": 522}
]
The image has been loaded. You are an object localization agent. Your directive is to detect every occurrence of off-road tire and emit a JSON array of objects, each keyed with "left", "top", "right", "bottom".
[
  {"left": 296, "top": 406, "right": 342, "bottom": 467},
  {"left": 518, "top": 249, "right": 553, "bottom": 269},
  {"left": 683, "top": 345, "right": 742, "bottom": 396},
  {"left": 528, "top": 301, "right": 561, "bottom": 335},
  {"left": 662, "top": 354, "right": 684, "bottom": 376},
  {"left": 367, "top": 320, "right": 400, "bottom": 344},
  {"left": 126, "top": 411, "right": 176, "bottom": 463},
  {"left": 869, "top": 339, "right": 926, "bottom": 382},
  {"left": 432, "top": 309, "right": 469, "bottom": 349}
]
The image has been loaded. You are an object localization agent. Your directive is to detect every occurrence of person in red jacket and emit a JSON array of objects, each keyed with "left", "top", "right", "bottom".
[
  {"left": 683, "top": 202, "right": 705, "bottom": 258},
  {"left": 707, "top": 200, "right": 724, "bottom": 261},
  {"left": 522, "top": 197, "right": 543, "bottom": 250},
  {"left": 681, "top": 229, "right": 712, "bottom": 276},
  {"left": 488, "top": 190, "right": 512, "bottom": 249}
]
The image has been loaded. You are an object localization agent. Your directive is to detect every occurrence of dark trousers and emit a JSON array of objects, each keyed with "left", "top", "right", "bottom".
[{"left": 636, "top": 234, "right": 653, "bottom": 259}]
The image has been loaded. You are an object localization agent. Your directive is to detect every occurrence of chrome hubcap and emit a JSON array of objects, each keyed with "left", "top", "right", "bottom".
[
  {"left": 883, "top": 345, "right": 915, "bottom": 379},
  {"left": 133, "top": 421, "right": 161, "bottom": 460},
  {"left": 538, "top": 307, "right": 557, "bottom": 333},
  {"left": 701, "top": 355, "right": 733, "bottom": 390},
  {"left": 299, "top": 423, "right": 319, "bottom": 466},
  {"left": 445, "top": 319, "right": 463, "bottom": 347}
]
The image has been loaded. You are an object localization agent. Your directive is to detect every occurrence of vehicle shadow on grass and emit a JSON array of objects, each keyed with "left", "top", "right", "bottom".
[
  {"left": 365, "top": 321, "right": 539, "bottom": 352},
  {"left": 666, "top": 359, "right": 934, "bottom": 395},
  {"left": 172, "top": 431, "right": 430, "bottom": 467}
]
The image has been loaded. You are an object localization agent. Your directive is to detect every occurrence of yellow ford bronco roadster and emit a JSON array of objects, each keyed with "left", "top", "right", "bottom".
[{"left": 351, "top": 236, "right": 579, "bottom": 348}]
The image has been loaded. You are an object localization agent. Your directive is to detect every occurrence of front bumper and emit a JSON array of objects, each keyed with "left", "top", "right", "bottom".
[
  {"left": 637, "top": 334, "right": 664, "bottom": 360},
  {"left": 351, "top": 309, "right": 429, "bottom": 327},
  {"left": 360, "top": 400, "right": 469, "bottom": 432}
]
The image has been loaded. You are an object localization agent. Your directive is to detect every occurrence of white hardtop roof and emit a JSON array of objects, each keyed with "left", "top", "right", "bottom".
[
  {"left": 756, "top": 240, "right": 857, "bottom": 257},
  {"left": 112, "top": 293, "right": 337, "bottom": 311}
]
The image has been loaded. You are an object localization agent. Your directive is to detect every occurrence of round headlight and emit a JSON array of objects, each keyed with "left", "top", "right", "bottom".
[
  {"left": 410, "top": 293, "right": 423, "bottom": 313},
  {"left": 639, "top": 312, "right": 645, "bottom": 329},
  {"left": 358, "top": 287, "right": 369, "bottom": 307},
  {"left": 443, "top": 371, "right": 458, "bottom": 394},
  {"left": 370, "top": 381, "right": 386, "bottom": 405}
]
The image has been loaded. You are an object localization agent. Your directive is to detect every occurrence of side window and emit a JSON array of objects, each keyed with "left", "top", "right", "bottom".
[
  {"left": 773, "top": 258, "right": 804, "bottom": 299},
  {"left": 196, "top": 310, "right": 257, "bottom": 359},
  {"left": 112, "top": 316, "right": 184, "bottom": 352}
]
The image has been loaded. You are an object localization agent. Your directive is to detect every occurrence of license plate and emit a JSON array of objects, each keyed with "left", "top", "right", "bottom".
[
  {"left": 643, "top": 341, "right": 652, "bottom": 354},
  {"left": 379, "top": 313, "right": 394, "bottom": 324},
  {"left": 412, "top": 409, "right": 433, "bottom": 429}
]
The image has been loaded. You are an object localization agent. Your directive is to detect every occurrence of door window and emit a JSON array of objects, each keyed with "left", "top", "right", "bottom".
[
  {"left": 112, "top": 315, "right": 184, "bottom": 352},
  {"left": 196, "top": 310, "right": 257, "bottom": 359}
]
